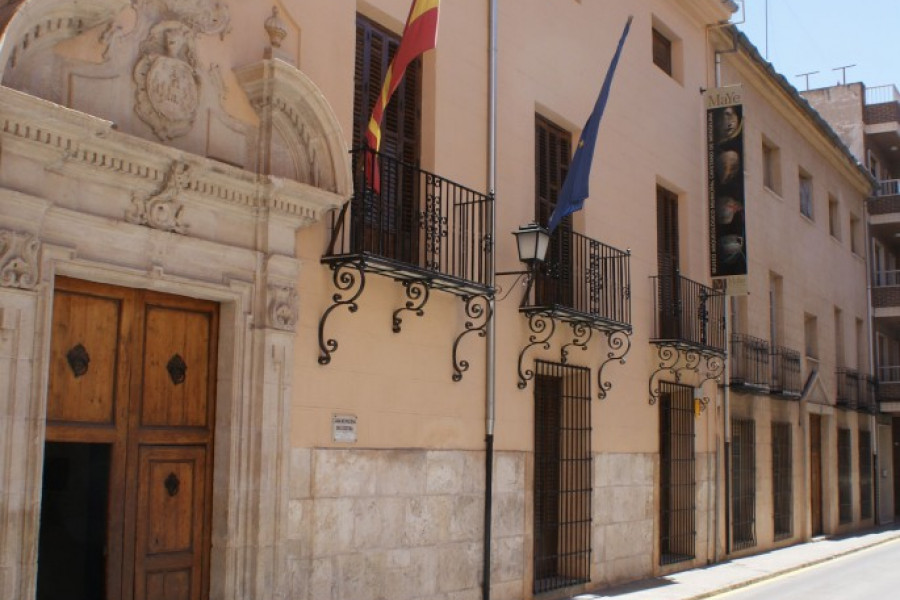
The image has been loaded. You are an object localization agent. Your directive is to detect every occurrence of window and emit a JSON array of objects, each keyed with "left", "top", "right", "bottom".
[
  {"left": 850, "top": 213, "right": 862, "bottom": 256},
  {"left": 834, "top": 307, "right": 844, "bottom": 368},
  {"left": 762, "top": 138, "right": 781, "bottom": 193},
  {"left": 535, "top": 116, "right": 573, "bottom": 306},
  {"left": 731, "top": 418, "right": 756, "bottom": 550},
  {"left": 804, "top": 313, "right": 819, "bottom": 360},
  {"left": 652, "top": 28, "right": 672, "bottom": 75},
  {"left": 354, "top": 15, "right": 421, "bottom": 157},
  {"left": 533, "top": 361, "right": 591, "bottom": 593},
  {"left": 659, "top": 382, "right": 695, "bottom": 565},
  {"left": 657, "top": 186, "right": 680, "bottom": 340},
  {"left": 859, "top": 430, "right": 873, "bottom": 520},
  {"left": 829, "top": 195, "right": 841, "bottom": 239},
  {"left": 772, "top": 422, "right": 793, "bottom": 540},
  {"left": 799, "top": 170, "right": 814, "bottom": 219},
  {"left": 353, "top": 15, "right": 422, "bottom": 259},
  {"left": 837, "top": 428, "right": 852, "bottom": 524}
]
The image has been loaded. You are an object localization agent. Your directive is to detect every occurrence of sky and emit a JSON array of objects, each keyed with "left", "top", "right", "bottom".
[{"left": 734, "top": 0, "right": 900, "bottom": 93}]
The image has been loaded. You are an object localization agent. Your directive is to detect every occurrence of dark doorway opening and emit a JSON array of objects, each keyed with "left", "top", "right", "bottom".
[{"left": 37, "top": 442, "right": 111, "bottom": 600}]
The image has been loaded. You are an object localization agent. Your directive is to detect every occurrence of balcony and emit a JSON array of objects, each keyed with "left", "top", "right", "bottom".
[
  {"left": 769, "top": 345, "right": 802, "bottom": 398},
  {"left": 836, "top": 368, "right": 861, "bottom": 409},
  {"left": 318, "top": 147, "right": 494, "bottom": 378},
  {"left": 648, "top": 273, "right": 725, "bottom": 405},
  {"left": 836, "top": 368, "right": 876, "bottom": 413},
  {"left": 651, "top": 273, "right": 726, "bottom": 354},
  {"left": 514, "top": 229, "right": 632, "bottom": 397},
  {"left": 864, "top": 85, "right": 900, "bottom": 162},
  {"left": 524, "top": 230, "right": 631, "bottom": 331},
  {"left": 729, "top": 334, "right": 770, "bottom": 391},
  {"left": 871, "top": 269, "right": 900, "bottom": 309},
  {"left": 877, "top": 366, "right": 900, "bottom": 409}
]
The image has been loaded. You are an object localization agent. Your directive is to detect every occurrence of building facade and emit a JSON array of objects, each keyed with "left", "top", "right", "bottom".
[
  {"left": 0, "top": 1, "right": 877, "bottom": 600},
  {"left": 804, "top": 80, "right": 900, "bottom": 524}
]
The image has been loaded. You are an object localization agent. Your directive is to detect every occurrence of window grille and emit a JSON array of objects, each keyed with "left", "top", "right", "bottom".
[
  {"left": 859, "top": 430, "right": 873, "bottom": 520},
  {"left": 659, "top": 382, "right": 695, "bottom": 565},
  {"left": 771, "top": 422, "right": 793, "bottom": 540},
  {"left": 838, "top": 428, "right": 853, "bottom": 524},
  {"left": 533, "top": 360, "right": 592, "bottom": 594},
  {"left": 731, "top": 418, "right": 756, "bottom": 550}
]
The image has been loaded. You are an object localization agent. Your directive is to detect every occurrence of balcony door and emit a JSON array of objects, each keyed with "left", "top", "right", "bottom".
[
  {"left": 535, "top": 115, "right": 573, "bottom": 307},
  {"left": 656, "top": 186, "right": 680, "bottom": 338},
  {"left": 353, "top": 15, "right": 421, "bottom": 261},
  {"left": 37, "top": 278, "right": 217, "bottom": 600}
]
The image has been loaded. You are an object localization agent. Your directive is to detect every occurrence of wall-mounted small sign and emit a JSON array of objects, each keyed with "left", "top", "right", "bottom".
[{"left": 332, "top": 414, "right": 357, "bottom": 443}]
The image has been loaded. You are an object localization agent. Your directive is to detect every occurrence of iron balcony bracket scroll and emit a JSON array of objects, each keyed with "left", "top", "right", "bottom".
[
  {"left": 318, "top": 260, "right": 366, "bottom": 365},
  {"left": 649, "top": 342, "right": 726, "bottom": 406},
  {"left": 597, "top": 329, "right": 632, "bottom": 400},
  {"left": 694, "top": 354, "right": 726, "bottom": 412},
  {"left": 451, "top": 294, "right": 492, "bottom": 382},
  {"left": 517, "top": 313, "right": 556, "bottom": 389},
  {"left": 649, "top": 344, "right": 682, "bottom": 405},
  {"left": 392, "top": 279, "right": 432, "bottom": 333},
  {"left": 560, "top": 321, "right": 593, "bottom": 365}
]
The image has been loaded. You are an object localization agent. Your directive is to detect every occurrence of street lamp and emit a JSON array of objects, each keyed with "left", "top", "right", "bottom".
[{"left": 497, "top": 223, "right": 551, "bottom": 307}]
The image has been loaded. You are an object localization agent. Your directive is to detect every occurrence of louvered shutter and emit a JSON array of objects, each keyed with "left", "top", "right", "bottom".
[{"left": 535, "top": 116, "right": 573, "bottom": 307}]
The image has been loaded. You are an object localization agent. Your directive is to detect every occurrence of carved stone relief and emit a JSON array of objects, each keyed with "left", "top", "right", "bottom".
[
  {"left": 126, "top": 160, "right": 191, "bottom": 233},
  {"left": 267, "top": 284, "right": 298, "bottom": 331},
  {"left": 0, "top": 230, "right": 40, "bottom": 289},
  {"left": 133, "top": 20, "right": 202, "bottom": 140}
]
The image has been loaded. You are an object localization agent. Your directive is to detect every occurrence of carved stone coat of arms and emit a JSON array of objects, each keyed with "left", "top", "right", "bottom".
[{"left": 133, "top": 20, "right": 201, "bottom": 140}]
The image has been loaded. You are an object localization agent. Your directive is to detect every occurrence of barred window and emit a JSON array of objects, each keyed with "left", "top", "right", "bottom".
[
  {"left": 838, "top": 428, "right": 853, "bottom": 524},
  {"left": 772, "top": 422, "right": 792, "bottom": 540},
  {"left": 859, "top": 430, "right": 873, "bottom": 520},
  {"left": 731, "top": 418, "right": 756, "bottom": 550},
  {"left": 533, "top": 360, "right": 592, "bottom": 593},
  {"left": 659, "top": 382, "right": 695, "bottom": 565}
]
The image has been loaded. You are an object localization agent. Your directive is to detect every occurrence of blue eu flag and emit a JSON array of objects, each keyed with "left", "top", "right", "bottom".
[{"left": 549, "top": 16, "right": 633, "bottom": 232}]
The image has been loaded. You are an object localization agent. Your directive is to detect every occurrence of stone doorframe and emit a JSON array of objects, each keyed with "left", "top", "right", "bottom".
[{"left": 0, "top": 57, "right": 350, "bottom": 599}]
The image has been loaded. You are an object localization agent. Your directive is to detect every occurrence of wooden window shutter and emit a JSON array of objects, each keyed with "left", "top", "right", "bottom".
[
  {"left": 653, "top": 28, "right": 672, "bottom": 75},
  {"left": 353, "top": 15, "right": 421, "bottom": 162}
]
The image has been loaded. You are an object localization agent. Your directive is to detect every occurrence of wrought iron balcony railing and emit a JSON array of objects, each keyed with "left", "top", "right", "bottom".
[
  {"left": 836, "top": 368, "right": 861, "bottom": 410},
  {"left": 525, "top": 230, "right": 631, "bottom": 331},
  {"left": 318, "top": 147, "right": 494, "bottom": 377},
  {"left": 729, "top": 333, "right": 770, "bottom": 391},
  {"left": 651, "top": 272, "right": 725, "bottom": 354},
  {"left": 858, "top": 375, "right": 878, "bottom": 414},
  {"left": 324, "top": 146, "right": 494, "bottom": 294},
  {"left": 769, "top": 345, "right": 802, "bottom": 398}
]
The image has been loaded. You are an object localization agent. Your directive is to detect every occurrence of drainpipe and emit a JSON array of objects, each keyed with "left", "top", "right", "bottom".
[{"left": 482, "top": 0, "right": 498, "bottom": 598}]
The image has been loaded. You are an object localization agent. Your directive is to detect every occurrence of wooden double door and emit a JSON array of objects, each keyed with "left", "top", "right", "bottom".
[{"left": 37, "top": 278, "right": 218, "bottom": 600}]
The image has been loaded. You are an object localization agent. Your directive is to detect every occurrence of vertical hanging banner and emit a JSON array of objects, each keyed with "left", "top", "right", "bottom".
[{"left": 707, "top": 85, "right": 748, "bottom": 294}]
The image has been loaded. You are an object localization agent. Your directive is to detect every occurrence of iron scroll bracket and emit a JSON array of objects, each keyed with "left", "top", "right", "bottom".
[
  {"left": 597, "top": 329, "right": 632, "bottom": 400},
  {"left": 517, "top": 313, "right": 556, "bottom": 389},
  {"left": 392, "top": 279, "right": 432, "bottom": 333},
  {"left": 318, "top": 259, "right": 366, "bottom": 365},
  {"left": 452, "top": 294, "right": 492, "bottom": 382}
]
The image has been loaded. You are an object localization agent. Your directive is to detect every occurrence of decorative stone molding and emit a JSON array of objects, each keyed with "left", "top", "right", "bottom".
[
  {"left": 0, "top": 229, "right": 40, "bottom": 289},
  {"left": 0, "top": 85, "right": 346, "bottom": 224},
  {"left": 148, "top": 0, "right": 231, "bottom": 37},
  {"left": 267, "top": 283, "right": 298, "bottom": 331},
  {"left": 264, "top": 7, "right": 288, "bottom": 49},
  {"left": 133, "top": 20, "right": 202, "bottom": 140},
  {"left": 126, "top": 160, "right": 191, "bottom": 233}
]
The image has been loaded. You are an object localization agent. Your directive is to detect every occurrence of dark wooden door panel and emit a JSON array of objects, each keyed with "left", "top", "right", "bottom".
[
  {"left": 47, "top": 289, "right": 122, "bottom": 425},
  {"left": 134, "top": 446, "right": 206, "bottom": 600},
  {"left": 140, "top": 304, "right": 214, "bottom": 429}
]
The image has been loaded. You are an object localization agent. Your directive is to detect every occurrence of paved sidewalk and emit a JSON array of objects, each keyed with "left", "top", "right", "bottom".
[{"left": 567, "top": 525, "right": 900, "bottom": 600}]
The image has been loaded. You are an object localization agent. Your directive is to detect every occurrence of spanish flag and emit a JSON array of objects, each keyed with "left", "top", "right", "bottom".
[{"left": 366, "top": 0, "right": 440, "bottom": 157}]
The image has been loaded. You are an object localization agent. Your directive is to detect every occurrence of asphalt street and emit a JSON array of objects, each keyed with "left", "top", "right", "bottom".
[{"left": 709, "top": 537, "right": 900, "bottom": 600}]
